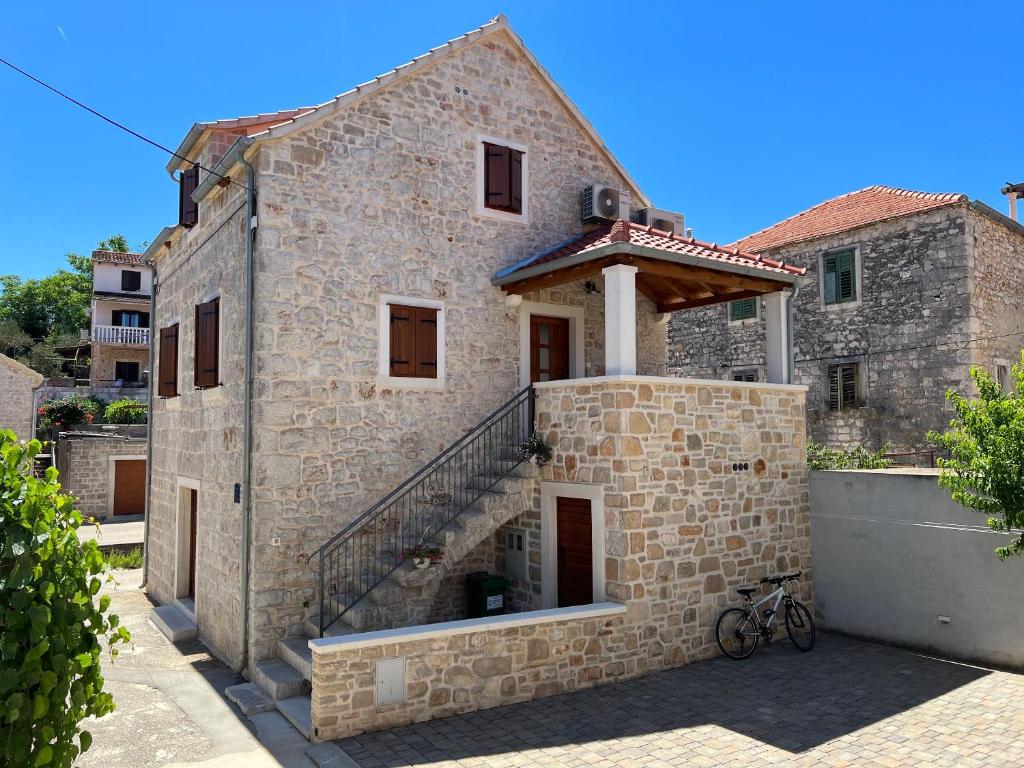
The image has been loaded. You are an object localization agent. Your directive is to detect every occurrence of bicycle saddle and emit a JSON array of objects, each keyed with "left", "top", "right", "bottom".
[{"left": 736, "top": 587, "right": 757, "bottom": 597}]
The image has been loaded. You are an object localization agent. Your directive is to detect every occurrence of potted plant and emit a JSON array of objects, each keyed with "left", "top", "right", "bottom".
[
  {"left": 402, "top": 543, "right": 444, "bottom": 569},
  {"left": 519, "top": 432, "right": 552, "bottom": 467}
]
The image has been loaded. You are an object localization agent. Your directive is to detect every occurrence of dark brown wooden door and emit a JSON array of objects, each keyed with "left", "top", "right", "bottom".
[
  {"left": 556, "top": 497, "right": 593, "bottom": 608},
  {"left": 188, "top": 489, "right": 198, "bottom": 600},
  {"left": 530, "top": 316, "right": 570, "bottom": 383},
  {"left": 112, "top": 460, "right": 146, "bottom": 516}
]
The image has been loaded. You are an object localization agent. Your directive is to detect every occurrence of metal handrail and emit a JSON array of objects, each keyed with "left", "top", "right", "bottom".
[{"left": 316, "top": 384, "right": 534, "bottom": 635}]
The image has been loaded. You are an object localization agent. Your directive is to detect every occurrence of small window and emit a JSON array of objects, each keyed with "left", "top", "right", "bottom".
[
  {"left": 194, "top": 298, "right": 220, "bottom": 389},
  {"left": 823, "top": 249, "right": 856, "bottom": 305},
  {"left": 997, "top": 365, "right": 1011, "bottom": 393},
  {"left": 115, "top": 361, "right": 140, "bottom": 384},
  {"left": 483, "top": 142, "right": 524, "bottom": 214},
  {"left": 112, "top": 310, "right": 149, "bottom": 328},
  {"left": 121, "top": 270, "right": 142, "bottom": 291},
  {"left": 733, "top": 369, "right": 758, "bottom": 383},
  {"left": 179, "top": 165, "right": 200, "bottom": 228},
  {"left": 729, "top": 298, "right": 758, "bottom": 322},
  {"left": 828, "top": 363, "right": 860, "bottom": 410},
  {"left": 389, "top": 304, "right": 438, "bottom": 378},
  {"left": 158, "top": 324, "right": 179, "bottom": 398}
]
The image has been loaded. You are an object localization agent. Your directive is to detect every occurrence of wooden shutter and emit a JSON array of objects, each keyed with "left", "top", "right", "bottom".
[
  {"left": 827, "top": 365, "right": 840, "bottom": 410},
  {"left": 837, "top": 250, "right": 856, "bottom": 301},
  {"left": 179, "top": 165, "right": 200, "bottom": 228},
  {"left": 158, "top": 324, "right": 179, "bottom": 398},
  {"left": 823, "top": 254, "right": 838, "bottom": 304},
  {"left": 484, "top": 143, "right": 511, "bottom": 210},
  {"left": 194, "top": 298, "right": 219, "bottom": 388},
  {"left": 730, "top": 298, "right": 757, "bottom": 321},
  {"left": 140, "top": 311, "right": 151, "bottom": 327},
  {"left": 121, "top": 270, "right": 141, "bottom": 291},
  {"left": 111, "top": 309, "right": 123, "bottom": 326},
  {"left": 509, "top": 149, "right": 523, "bottom": 214},
  {"left": 414, "top": 307, "right": 438, "bottom": 378},
  {"left": 841, "top": 364, "right": 857, "bottom": 407}
]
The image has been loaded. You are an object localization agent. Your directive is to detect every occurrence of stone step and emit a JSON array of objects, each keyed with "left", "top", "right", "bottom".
[
  {"left": 276, "top": 694, "right": 313, "bottom": 741},
  {"left": 277, "top": 637, "right": 312, "bottom": 681},
  {"left": 337, "top": 600, "right": 381, "bottom": 632},
  {"left": 150, "top": 604, "right": 197, "bottom": 643},
  {"left": 254, "top": 658, "right": 310, "bottom": 701},
  {"left": 224, "top": 682, "right": 276, "bottom": 715},
  {"left": 465, "top": 474, "right": 521, "bottom": 494},
  {"left": 304, "top": 614, "right": 359, "bottom": 640}
]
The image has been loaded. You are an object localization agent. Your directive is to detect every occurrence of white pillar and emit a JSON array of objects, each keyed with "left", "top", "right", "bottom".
[
  {"left": 764, "top": 291, "right": 791, "bottom": 384},
  {"left": 602, "top": 264, "right": 638, "bottom": 376}
]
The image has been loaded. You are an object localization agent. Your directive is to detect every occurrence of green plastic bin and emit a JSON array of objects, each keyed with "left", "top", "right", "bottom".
[{"left": 466, "top": 571, "right": 508, "bottom": 618}]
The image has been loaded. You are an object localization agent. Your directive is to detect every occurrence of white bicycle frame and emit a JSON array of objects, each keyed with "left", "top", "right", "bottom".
[{"left": 741, "top": 583, "right": 789, "bottom": 635}]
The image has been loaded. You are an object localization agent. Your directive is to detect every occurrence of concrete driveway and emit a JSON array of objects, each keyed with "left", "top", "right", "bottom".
[{"left": 336, "top": 634, "right": 1024, "bottom": 767}]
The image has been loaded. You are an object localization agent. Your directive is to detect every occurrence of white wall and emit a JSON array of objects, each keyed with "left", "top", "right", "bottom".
[
  {"left": 811, "top": 469, "right": 1024, "bottom": 669},
  {"left": 92, "top": 300, "right": 150, "bottom": 326},
  {"left": 93, "top": 262, "right": 152, "bottom": 294}
]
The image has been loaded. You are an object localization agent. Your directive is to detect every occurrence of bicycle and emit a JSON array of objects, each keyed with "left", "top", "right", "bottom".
[{"left": 715, "top": 571, "right": 815, "bottom": 659}]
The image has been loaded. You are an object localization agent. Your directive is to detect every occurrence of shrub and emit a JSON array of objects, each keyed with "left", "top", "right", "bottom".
[
  {"left": 807, "top": 439, "right": 893, "bottom": 471},
  {"left": 103, "top": 399, "right": 147, "bottom": 425},
  {"left": 36, "top": 395, "right": 104, "bottom": 430},
  {"left": 929, "top": 357, "right": 1024, "bottom": 560},
  {"left": 0, "top": 431, "right": 130, "bottom": 767},
  {"left": 104, "top": 547, "right": 143, "bottom": 570}
]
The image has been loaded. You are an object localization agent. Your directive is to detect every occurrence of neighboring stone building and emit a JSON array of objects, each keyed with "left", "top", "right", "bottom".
[
  {"left": 0, "top": 353, "right": 43, "bottom": 440},
  {"left": 53, "top": 427, "right": 148, "bottom": 519},
  {"left": 669, "top": 186, "right": 1024, "bottom": 452},
  {"left": 142, "top": 15, "right": 812, "bottom": 741},
  {"left": 89, "top": 250, "right": 151, "bottom": 391}
]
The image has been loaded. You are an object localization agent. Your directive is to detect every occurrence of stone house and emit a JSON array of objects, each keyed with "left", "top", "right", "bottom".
[
  {"left": 0, "top": 353, "right": 43, "bottom": 440},
  {"left": 142, "top": 15, "right": 812, "bottom": 741},
  {"left": 89, "top": 249, "right": 152, "bottom": 390},
  {"left": 669, "top": 186, "right": 1024, "bottom": 453}
]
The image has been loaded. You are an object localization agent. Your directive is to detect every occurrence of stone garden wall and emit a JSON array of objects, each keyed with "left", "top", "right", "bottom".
[{"left": 54, "top": 432, "right": 148, "bottom": 519}]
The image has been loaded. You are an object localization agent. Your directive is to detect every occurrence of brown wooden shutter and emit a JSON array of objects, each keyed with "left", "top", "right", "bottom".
[
  {"left": 158, "top": 324, "right": 179, "bottom": 398},
  {"left": 841, "top": 364, "right": 857, "bottom": 408},
  {"left": 827, "top": 366, "right": 840, "bottom": 410},
  {"left": 179, "top": 165, "right": 200, "bottom": 228},
  {"left": 111, "top": 309, "right": 123, "bottom": 326},
  {"left": 389, "top": 305, "right": 416, "bottom": 377},
  {"left": 414, "top": 307, "right": 438, "bottom": 378},
  {"left": 194, "top": 298, "right": 219, "bottom": 388},
  {"left": 509, "top": 149, "right": 523, "bottom": 214},
  {"left": 484, "top": 143, "right": 511, "bottom": 210}
]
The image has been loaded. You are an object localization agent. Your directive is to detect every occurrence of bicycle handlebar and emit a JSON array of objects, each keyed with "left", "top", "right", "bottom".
[{"left": 759, "top": 570, "right": 802, "bottom": 585}]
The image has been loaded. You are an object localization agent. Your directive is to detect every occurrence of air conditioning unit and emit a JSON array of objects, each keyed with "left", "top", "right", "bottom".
[
  {"left": 633, "top": 206, "right": 685, "bottom": 236},
  {"left": 582, "top": 184, "right": 623, "bottom": 222}
]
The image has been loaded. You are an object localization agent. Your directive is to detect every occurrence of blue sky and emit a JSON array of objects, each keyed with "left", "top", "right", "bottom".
[{"left": 1, "top": 1, "right": 1020, "bottom": 278}]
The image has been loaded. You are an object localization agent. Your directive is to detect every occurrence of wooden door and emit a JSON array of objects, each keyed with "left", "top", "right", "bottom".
[
  {"left": 556, "top": 497, "right": 593, "bottom": 608},
  {"left": 112, "top": 459, "right": 146, "bottom": 515},
  {"left": 188, "top": 489, "right": 198, "bottom": 600},
  {"left": 530, "top": 316, "right": 570, "bottom": 383}
]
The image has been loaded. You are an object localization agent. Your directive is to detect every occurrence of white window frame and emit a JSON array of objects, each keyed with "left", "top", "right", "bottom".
[
  {"left": 378, "top": 293, "right": 446, "bottom": 390},
  {"left": 517, "top": 300, "right": 585, "bottom": 387},
  {"left": 726, "top": 297, "right": 760, "bottom": 327},
  {"left": 818, "top": 245, "right": 863, "bottom": 311},
  {"left": 540, "top": 481, "right": 605, "bottom": 610},
  {"left": 475, "top": 134, "right": 529, "bottom": 224}
]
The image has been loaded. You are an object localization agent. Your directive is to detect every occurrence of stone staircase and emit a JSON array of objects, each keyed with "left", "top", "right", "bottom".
[{"left": 244, "top": 386, "right": 539, "bottom": 741}]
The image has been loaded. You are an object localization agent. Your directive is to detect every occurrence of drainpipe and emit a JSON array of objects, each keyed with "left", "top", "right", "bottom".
[
  {"left": 141, "top": 258, "right": 157, "bottom": 587},
  {"left": 235, "top": 153, "right": 257, "bottom": 675},
  {"left": 786, "top": 283, "right": 801, "bottom": 385}
]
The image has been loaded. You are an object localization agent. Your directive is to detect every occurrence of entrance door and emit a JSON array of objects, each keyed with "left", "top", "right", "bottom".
[
  {"left": 530, "top": 315, "right": 570, "bottom": 383},
  {"left": 556, "top": 497, "right": 593, "bottom": 607},
  {"left": 187, "top": 489, "right": 198, "bottom": 600},
  {"left": 112, "top": 459, "right": 146, "bottom": 515}
]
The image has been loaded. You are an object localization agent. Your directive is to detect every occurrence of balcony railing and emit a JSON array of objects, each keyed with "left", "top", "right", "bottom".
[{"left": 92, "top": 325, "right": 150, "bottom": 345}]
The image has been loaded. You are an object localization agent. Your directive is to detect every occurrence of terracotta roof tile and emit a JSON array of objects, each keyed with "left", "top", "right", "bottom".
[
  {"left": 92, "top": 250, "right": 144, "bottom": 266},
  {"left": 732, "top": 185, "right": 967, "bottom": 253},
  {"left": 499, "top": 221, "right": 806, "bottom": 281}
]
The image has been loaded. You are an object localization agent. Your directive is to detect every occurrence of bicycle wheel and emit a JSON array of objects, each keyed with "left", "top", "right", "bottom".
[
  {"left": 785, "top": 601, "right": 815, "bottom": 651},
  {"left": 715, "top": 607, "right": 760, "bottom": 660}
]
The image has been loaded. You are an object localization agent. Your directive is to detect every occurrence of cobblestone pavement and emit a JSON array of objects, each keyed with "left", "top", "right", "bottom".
[{"left": 336, "top": 634, "right": 1024, "bottom": 767}]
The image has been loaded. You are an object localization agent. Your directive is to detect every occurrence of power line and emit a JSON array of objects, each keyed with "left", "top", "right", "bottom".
[{"left": 0, "top": 55, "right": 249, "bottom": 192}]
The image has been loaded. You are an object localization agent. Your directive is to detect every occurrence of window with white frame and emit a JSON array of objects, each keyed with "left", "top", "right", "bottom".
[
  {"left": 378, "top": 295, "right": 445, "bottom": 388},
  {"left": 476, "top": 135, "right": 528, "bottom": 223}
]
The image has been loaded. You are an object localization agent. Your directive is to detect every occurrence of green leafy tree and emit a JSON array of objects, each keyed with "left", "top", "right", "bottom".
[
  {"left": 0, "top": 256, "right": 92, "bottom": 342},
  {"left": 0, "top": 432, "right": 130, "bottom": 766},
  {"left": 806, "top": 439, "right": 893, "bottom": 471},
  {"left": 929, "top": 357, "right": 1024, "bottom": 560},
  {"left": 95, "top": 234, "right": 130, "bottom": 253}
]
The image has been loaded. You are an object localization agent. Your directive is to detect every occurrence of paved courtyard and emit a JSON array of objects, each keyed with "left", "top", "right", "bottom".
[{"left": 336, "top": 634, "right": 1024, "bottom": 768}]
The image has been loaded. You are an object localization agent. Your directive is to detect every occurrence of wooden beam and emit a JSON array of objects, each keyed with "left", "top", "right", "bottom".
[
  {"left": 657, "top": 288, "right": 765, "bottom": 314},
  {"left": 635, "top": 273, "right": 669, "bottom": 306},
  {"left": 630, "top": 256, "right": 786, "bottom": 293},
  {"left": 500, "top": 261, "right": 607, "bottom": 294}
]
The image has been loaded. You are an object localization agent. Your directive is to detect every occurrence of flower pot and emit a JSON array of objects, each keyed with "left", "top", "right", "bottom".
[{"left": 413, "top": 557, "right": 431, "bottom": 570}]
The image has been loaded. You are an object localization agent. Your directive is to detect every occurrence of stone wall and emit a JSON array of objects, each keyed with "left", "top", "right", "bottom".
[
  {"left": 966, "top": 206, "right": 1024, "bottom": 380},
  {"left": 311, "top": 603, "right": 627, "bottom": 740},
  {"left": 239, "top": 28, "right": 663, "bottom": 661},
  {"left": 669, "top": 205, "right": 974, "bottom": 452},
  {"left": 90, "top": 344, "right": 150, "bottom": 387},
  {"left": 0, "top": 354, "right": 42, "bottom": 440},
  {"left": 146, "top": 175, "right": 249, "bottom": 669},
  {"left": 54, "top": 432, "right": 147, "bottom": 519}
]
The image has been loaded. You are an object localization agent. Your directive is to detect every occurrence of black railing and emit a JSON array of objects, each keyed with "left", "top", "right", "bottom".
[{"left": 314, "top": 384, "right": 534, "bottom": 636}]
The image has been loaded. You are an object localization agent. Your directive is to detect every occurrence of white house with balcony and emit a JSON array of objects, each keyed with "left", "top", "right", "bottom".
[{"left": 90, "top": 250, "right": 151, "bottom": 388}]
